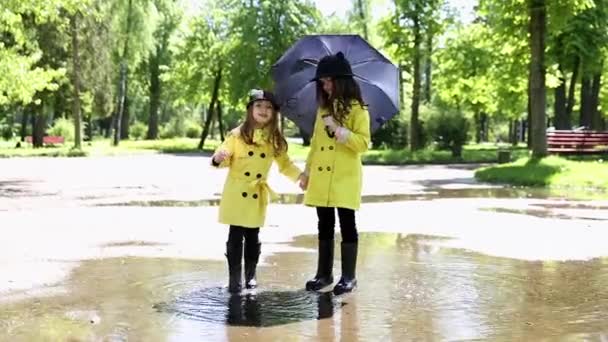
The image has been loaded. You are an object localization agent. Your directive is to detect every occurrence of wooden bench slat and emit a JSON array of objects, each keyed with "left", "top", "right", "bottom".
[
  {"left": 24, "top": 136, "right": 65, "bottom": 144},
  {"left": 548, "top": 149, "right": 608, "bottom": 153},
  {"left": 547, "top": 129, "right": 608, "bottom": 154},
  {"left": 547, "top": 139, "right": 608, "bottom": 145}
]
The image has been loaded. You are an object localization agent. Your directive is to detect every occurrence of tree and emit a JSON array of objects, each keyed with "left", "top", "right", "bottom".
[
  {"left": 70, "top": 12, "right": 83, "bottom": 149},
  {"left": 381, "top": 0, "right": 444, "bottom": 151},
  {"left": 528, "top": 0, "right": 548, "bottom": 158},
  {"left": 145, "top": 0, "right": 181, "bottom": 140},
  {"left": 110, "top": 0, "right": 157, "bottom": 145}
]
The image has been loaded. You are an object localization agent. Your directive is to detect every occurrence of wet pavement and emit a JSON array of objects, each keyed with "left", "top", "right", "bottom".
[{"left": 1, "top": 155, "right": 608, "bottom": 341}]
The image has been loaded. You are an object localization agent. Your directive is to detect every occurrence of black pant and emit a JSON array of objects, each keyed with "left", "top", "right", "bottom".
[
  {"left": 316, "top": 207, "right": 358, "bottom": 243},
  {"left": 228, "top": 225, "right": 260, "bottom": 246}
]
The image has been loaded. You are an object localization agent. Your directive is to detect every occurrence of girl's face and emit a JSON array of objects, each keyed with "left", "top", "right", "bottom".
[
  {"left": 251, "top": 100, "right": 274, "bottom": 126},
  {"left": 319, "top": 77, "right": 334, "bottom": 97}
]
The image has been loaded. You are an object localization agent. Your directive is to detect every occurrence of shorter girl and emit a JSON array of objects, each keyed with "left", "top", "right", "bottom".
[{"left": 212, "top": 89, "right": 304, "bottom": 294}]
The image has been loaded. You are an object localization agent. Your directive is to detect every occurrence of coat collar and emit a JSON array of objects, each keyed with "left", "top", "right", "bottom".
[{"left": 253, "top": 127, "right": 270, "bottom": 144}]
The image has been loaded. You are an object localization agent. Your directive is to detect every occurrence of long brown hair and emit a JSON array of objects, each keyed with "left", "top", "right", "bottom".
[
  {"left": 240, "top": 102, "right": 288, "bottom": 156},
  {"left": 316, "top": 76, "right": 365, "bottom": 124}
]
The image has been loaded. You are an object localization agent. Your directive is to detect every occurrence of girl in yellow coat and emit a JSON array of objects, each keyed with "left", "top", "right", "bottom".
[
  {"left": 300, "top": 52, "right": 371, "bottom": 295},
  {"left": 212, "top": 89, "right": 304, "bottom": 293}
]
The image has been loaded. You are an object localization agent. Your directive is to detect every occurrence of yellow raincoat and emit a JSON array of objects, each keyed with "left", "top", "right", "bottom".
[
  {"left": 213, "top": 127, "right": 302, "bottom": 228},
  {"left": 304, "top": 102, "right": 371, "bottom": 210}
]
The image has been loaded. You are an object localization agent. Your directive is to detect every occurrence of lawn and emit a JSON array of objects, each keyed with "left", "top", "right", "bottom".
[
  {"left": 1, "top": 138, "right": 530, "bottom": 166},
  {"left": 475, "top": 156, "right": 608, "bottom": 192}
]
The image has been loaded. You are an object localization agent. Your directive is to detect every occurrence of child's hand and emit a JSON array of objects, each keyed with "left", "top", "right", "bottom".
[
  {"left": 322, "top": 115, "right": 339, "bottom": 133},
  {"left": 213, "top": 150, "right": 231, "bottom": 164},
  {"left": 298, "top": 173, "right": 309, "bottom": 190},
  {"left": 335, "top": 127, "right": 351, "bottom": 143}
]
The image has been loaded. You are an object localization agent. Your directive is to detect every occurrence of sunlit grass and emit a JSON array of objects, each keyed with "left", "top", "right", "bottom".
[{"left": 475, "top": 156, "right": 608, "bottom": 191}]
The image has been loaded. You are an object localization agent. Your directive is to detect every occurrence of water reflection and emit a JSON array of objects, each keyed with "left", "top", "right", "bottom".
[
  {"left": 154, "top": 287, "right": 341, "bottom": 327},
  {"left": 0, "top": 234, "right": 607, "bottom": 341},
  {"left": 95, "top": 186, "right": 608, "bottom": 207}
]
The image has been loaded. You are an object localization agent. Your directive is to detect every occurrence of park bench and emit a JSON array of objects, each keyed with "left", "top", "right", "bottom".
[
  {"left": 547, "top": 129, "right": 608, "bottom": 154},
  {"left": 24, "top": 136, "right": 65, "bottom": 146}
]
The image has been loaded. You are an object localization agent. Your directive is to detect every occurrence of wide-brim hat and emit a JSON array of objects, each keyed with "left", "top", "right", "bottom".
[
  {"left": 311, "top": 51, "right": 354, "bottom": 82},
  {"left": 247, "top": 89, "right": 280, "bottom": 110}
]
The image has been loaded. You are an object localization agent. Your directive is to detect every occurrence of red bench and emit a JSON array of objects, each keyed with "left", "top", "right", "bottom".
[
  {"left": 24, "top": 136, "right": 65, "bottom": 145},
  {"left": 547, "top": 130, "right": 608, "bottom": 154}
]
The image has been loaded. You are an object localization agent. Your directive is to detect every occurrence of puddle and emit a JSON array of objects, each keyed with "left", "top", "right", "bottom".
[
  {"left": 1, "top": 233, "right": 607, "bottom": 341},
  {"left": 154, "top": 287, "right": 341, "bottom": 327},
  {"left": 481, "top": 207, "right": 608, "bottom": 221},
  {"left": 101, "top": 241, "right": 170, "bottom": 248},
  {"left": 93, "top": 187, "right": 608, "bottom": 208}
]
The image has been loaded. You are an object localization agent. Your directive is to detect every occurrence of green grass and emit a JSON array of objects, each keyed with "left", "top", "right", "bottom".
[
  {"left": 0, "top": 138, "right": 531, "bottom": 165},
  {"left": 0, "top": 138, "right": 220, "bottom": 158},
  {"left": 362, "top": 143, "right": 529, "bottom": 165},
  {"left": 475, "top": 156, "right": 608, "bottom": 191}
]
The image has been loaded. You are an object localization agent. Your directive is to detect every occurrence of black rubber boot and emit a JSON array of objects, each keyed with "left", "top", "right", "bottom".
[
  {"left": 244, "top": 242, "right": 261, "bottom": 289},
  {"left": 305, "top": 239, "right": 334, "bottom": 291},
  {"left": 333, "top": 242, "right": 357, "bottom": 295},
  {"left": 225, "top": 241, "right": 243, "bottom": 294}
]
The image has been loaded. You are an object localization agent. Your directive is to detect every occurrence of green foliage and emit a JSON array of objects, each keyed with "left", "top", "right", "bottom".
[
  {"left": 129, "top": 121, "right": 147, "bottom": 140},
  {"left": 371, "top": 113, "right": 408, "bottom": 149},
  {"left": 159, "top": 116, "right": 201, "bottom": 139},
  {"left": 48, "top": 117, "right": 76, "bottom": 141},
  {"left": 426, "top": 108, "right": 470, "bottom": 157},
  {"left": 224, "top": 0, "right": 321, "bottom": 105},
  {"left": 185, "top": 120, "right": 202, "bottom": 138},
  {"left": 363, "top": 144, "right": 529, "bottom": 164},
  {"left": 0, "top": 123, "right": 15, "bottom": 141}
]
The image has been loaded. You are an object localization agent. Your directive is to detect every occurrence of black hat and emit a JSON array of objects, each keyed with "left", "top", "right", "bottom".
[
  {"left": 311, "top": 51, "right": 353, "bottom": 81},
  {"left": 247, "top": 89, "right": 280, "bottom": 110}
]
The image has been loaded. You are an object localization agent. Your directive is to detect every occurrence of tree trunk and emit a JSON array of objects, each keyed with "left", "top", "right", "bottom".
[
  {"left": 410, "top": 10, "right": 422, "bottom": 151},
  {"left": 481, "top": 112, "right": 488, "bottom": 141},
  {"left": 529, "top": 0, "right": 547, "bottom": 158},
  {"left": 553, "top": 63, "right": 569, "bottom": 129},
  {"left": 85, "top": 114, "right": 92, "bottom": 141},
  {"left": 509, "top": 119, "right": 519, "bottom": 145},
  {"left": 32, "top": 105, "right": 47, "bottom": 148},
  {"left": 579, "top": 76, "right": 593, "bottom": 128},
  {"left": 147, "top": 48, "right": 161, "bottom": 140},
  {"left": 120, "top": 95, "right": 130, "bottom": 139},
  {"left": 113, "top": 63, "right": 127, "bottom": 146},
  {"left": 209, "top": 109, "right": 216, "bottom": 138},
  {"left": 589, "top": 71, "right": 602, "bottom": 130},
  {"left": 526, "top": 102, "right": 531, "bottom": 147},
  {"left": 423, "top": 31, "right": 432, "bottom": 103},
  {"left": 566, "top": 56, "right": 579, "bottom": 118},
  {"left": 474, "top": 111, "right": 481, "bottom": 143},
  {"left": 71, "top": 13, "right": 82, "bottom": 150},
  {"left": 20, "top": 110, "right": 29, "bottom": 142},
  {"left": 112, "top": 0, "right": 133, "bottom": 146},
  {"left": 217, "top": 101, "right": 225, "bottom": 141},
  {"left": 198, "top": 66, "right": 222, "bottom": 149}
]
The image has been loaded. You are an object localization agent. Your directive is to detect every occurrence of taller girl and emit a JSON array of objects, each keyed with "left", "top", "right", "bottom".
[{"left": 300, "top": 52, "right": 371, "bottom": 295}]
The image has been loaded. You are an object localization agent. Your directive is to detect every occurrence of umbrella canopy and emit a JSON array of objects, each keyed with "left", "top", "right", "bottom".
[{"left": 271, "top": 34, "right": 400, "bottom": 135}]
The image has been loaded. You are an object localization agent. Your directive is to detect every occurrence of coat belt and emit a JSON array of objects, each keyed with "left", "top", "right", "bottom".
[{"left": 248, "top": 179, "right": 277, "bottom": 206}]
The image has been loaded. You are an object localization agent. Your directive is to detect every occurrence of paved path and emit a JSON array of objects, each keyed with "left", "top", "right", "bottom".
[{"left": 1, "top": 154, "right": 606, "bottom": 297}]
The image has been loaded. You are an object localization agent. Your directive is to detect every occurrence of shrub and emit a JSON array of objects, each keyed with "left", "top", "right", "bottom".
[
  {"left": 185, "top": 120, "right": 202, "bottom": 138},
  {"left": 130, "top": 121, "right": 147, "bottom": 140},
  {"left": 48, "top": 118, "right": 75, "bottom": 141},
  {"left": 427, "top": 110, "right": 470, "bottom": 157}
]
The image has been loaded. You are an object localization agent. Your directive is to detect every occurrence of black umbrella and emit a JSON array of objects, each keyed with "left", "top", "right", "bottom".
[{"left": 271, "top": 34, "right": 400, "bottom": 135}]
